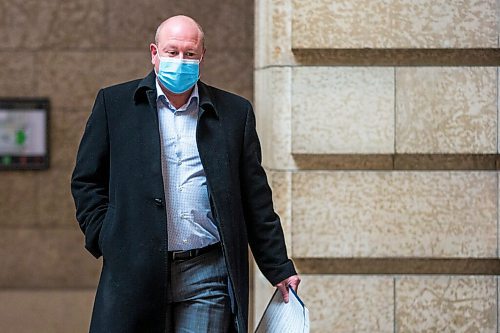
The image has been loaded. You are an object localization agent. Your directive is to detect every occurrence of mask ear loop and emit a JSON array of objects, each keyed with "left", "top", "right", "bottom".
[{"left": 197, "top": 54, "right": 203, "bottom": 80}]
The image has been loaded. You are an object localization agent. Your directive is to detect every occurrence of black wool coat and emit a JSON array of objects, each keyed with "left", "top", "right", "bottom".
[{"left": 71, "top": 70, "right": 297, "bottom": 333}]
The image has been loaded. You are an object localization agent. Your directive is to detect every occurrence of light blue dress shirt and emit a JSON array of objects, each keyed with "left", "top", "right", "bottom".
[{"left": 156, "top": 80, "right": 220, "bottom": 251}]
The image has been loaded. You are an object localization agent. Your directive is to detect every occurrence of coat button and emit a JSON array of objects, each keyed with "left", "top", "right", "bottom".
[{"left": 154, "top": 198, "right": 163, "bottom": 207}]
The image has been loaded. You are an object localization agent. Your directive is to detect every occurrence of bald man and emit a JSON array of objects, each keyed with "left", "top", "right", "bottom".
[{"left": 72, "top": 15, "right": 299, "bottom": 333}]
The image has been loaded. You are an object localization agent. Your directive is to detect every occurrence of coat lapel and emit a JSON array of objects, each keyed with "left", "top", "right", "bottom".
[
  {"left": 133, "top": 71, "right": 164, "bottom": 193},
  {"left": 196, "top": 82, "right": 231, "bottom": 228}
]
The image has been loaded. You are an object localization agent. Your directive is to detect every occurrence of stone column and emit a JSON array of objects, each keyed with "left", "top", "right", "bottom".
[{"left": 254, "top": 0, "right": 500, "bottom": 331}]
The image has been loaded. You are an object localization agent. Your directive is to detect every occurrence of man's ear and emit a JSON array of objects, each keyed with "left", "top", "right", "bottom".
[
  {"left": 150, "top": 43, "right": 158, "bottom": 65},
  {"left": 200, "top": 48, "right": 206, "bottom": 63}
]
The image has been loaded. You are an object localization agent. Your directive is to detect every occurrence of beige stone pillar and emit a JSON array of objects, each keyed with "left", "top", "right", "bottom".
[{"left": 254, "top": 0, "right": 500, "bottom": 331}]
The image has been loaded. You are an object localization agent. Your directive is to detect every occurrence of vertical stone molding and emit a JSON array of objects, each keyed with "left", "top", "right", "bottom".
[
  {"left": 267, "top": 171, "right": 293, "bottom": 253},
  {"left": 255, "top": 67, "right": 295, "bottom": 169},
  {"left": 255, "top": 0, "right": 294, "bottom": 68},
  {"left": 0, "top": 290, "right": 96, "bottom": 333}
]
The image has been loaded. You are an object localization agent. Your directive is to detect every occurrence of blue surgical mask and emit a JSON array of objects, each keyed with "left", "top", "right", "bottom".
[{"left": 156, "top": 55, "right": 200, "bottom": 94}]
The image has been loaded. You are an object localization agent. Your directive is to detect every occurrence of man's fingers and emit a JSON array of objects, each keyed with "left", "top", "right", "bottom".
[
  {"left": 288, "top": 280, "right": 299, "bottom": 293},
  {"left": 284, "top": 275, "right": 301, "bottom": 294},
  {"left": 275, "top": 275, "right": 302, "bottom": 303},
  {"left": 276, "top": 283, "right": 289, "bottom": 303}
]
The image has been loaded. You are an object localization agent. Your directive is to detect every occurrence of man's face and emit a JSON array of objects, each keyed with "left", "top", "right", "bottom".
[{"left": 150, "top": 18, "right": 205, "bottom": 76}]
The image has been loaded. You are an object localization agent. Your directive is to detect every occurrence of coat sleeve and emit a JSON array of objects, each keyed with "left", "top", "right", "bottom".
[
  {"left": 71, "top": 89, "right": 110, "bottom": 258},
  {"left": 240, "top": 102, "right": 297, "bottom": 286}
]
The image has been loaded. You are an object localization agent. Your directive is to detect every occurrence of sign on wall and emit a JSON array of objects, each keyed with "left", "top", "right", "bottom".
[{"left": 0, "top": 98, "right": 50, "bottom": 170}]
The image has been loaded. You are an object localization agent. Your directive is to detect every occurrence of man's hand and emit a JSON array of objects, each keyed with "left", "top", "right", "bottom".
[{"left": 275, "top": 275, "right": 301, "bottom": 303}]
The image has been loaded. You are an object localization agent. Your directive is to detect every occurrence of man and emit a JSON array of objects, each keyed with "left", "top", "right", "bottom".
[{"left": 71, "top": 15, "right": 300, "bottom": 332}]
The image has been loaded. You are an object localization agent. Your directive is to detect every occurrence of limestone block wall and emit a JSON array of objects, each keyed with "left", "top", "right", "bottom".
[
  {"left": 254, "top": 0, "right": 500, "bottom": 332},
  {"left": 0, "top": 1, "right": 253, "bottom": 332}
]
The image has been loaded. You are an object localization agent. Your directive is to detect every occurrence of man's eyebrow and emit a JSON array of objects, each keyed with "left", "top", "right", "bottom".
[{"left": 162, "top": 45, "right": 178, "bottom": 50}]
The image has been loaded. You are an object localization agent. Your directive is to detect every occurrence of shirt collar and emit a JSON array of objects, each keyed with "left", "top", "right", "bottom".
[{"left": 155, "top": 79, "right": 199, "bottom": 112}]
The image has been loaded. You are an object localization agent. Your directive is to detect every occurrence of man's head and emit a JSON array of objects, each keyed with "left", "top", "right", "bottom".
[{"left": 150, "top": 15, "right": 205, "bottom": 75}]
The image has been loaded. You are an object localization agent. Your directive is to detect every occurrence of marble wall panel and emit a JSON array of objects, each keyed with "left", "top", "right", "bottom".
[
  {"left": 292, "top": 171, "right": 497, "bottom": 258},
  {"left": 37, "top": 165, "right": 78, "bottom": 227},
  {"left": 396, "top": 67, "right": 497, "bottom": 154},
  {"left": 396, "top": 276, "right": 497, "bottom": 332},
  {"left": 0, "top": 172, "right": 38, "bottom": 226},
  {"left": 50, "top": 109, "right": 89, "bottom": 169},
  {"left": 0, "top": 0, "right": 106, "bottom": 50},
  {"left": 201, "top": 48, "right": 254, "bottom": 102},
  {"left": 292, "top": 0, "right": 498, "bottom": 49},
  {"left": 0, "top": 228, "right": 101, "bottom": 288},
  {"left": 254, "top": 68, "right": 397, "bottom": 170},
  {"left": 106, "top": 0, "right": 253, "bottom": 51},
  {"left": 0, "top": 289, "right": 95, "bottom": 333},
  {"left": 292, "top": 67, "right": 395, "bottom": 154},
  {"left": 37, "top": 51, "right": 151, "bottom": 110},
  {"left": 0, "top": 52, "right": 36, "bottom": 97},
  {"left": 300, "top": 275, "right": 393, "bottom": 333}
]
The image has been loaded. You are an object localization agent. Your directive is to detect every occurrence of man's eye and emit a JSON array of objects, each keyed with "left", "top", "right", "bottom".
[
  {"left": 185, "top": 52, "right": 195, "bottom": 57},
  {"left": 167, "top": 51, "right": 177, "bottom": 56}
]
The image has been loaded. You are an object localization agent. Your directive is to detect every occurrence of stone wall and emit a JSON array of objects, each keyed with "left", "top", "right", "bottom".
[
  {"left": 254, "top": 0, "right": 500, "bottom": 332},
  {"left": 0, "top": 1, "right": 253, "bottom": 332}
]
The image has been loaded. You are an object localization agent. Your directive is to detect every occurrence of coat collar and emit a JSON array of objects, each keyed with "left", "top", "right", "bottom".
[{"left": 134, "top": 70, "right": 219, "bottom": 117}]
